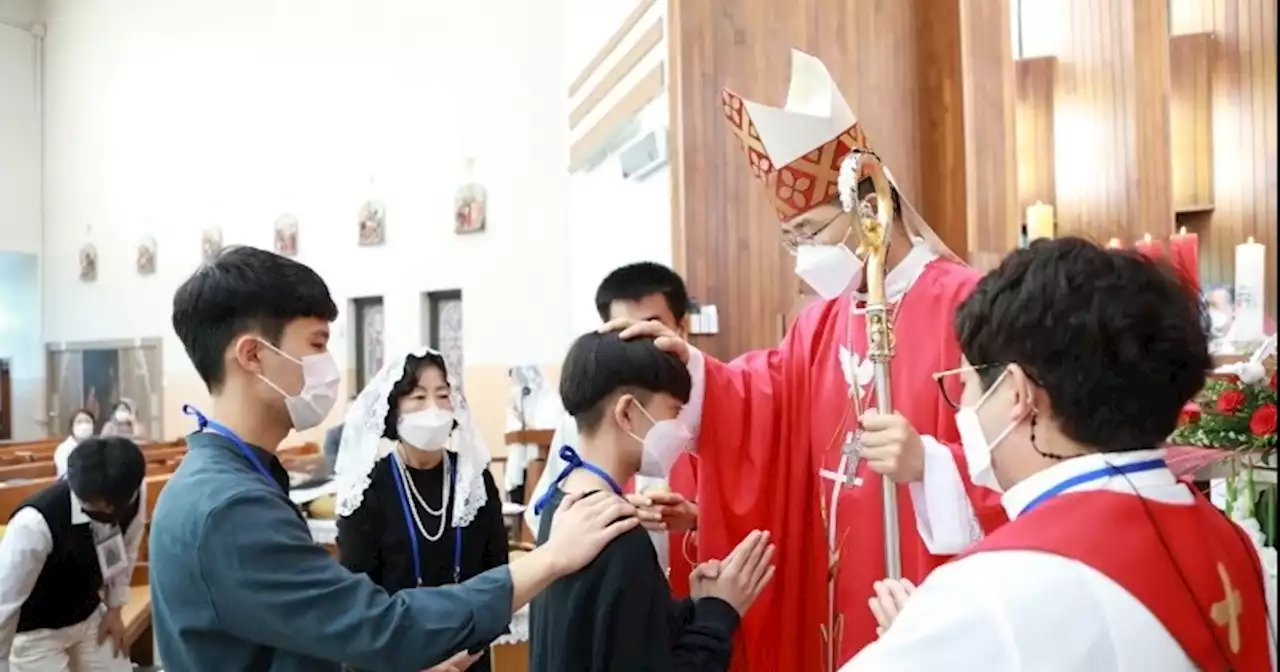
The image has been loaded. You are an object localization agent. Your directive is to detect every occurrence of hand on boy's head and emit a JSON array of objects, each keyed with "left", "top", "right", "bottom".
[
  {"left": 599, "top": 318, "right": 690, "bottom": 363},
  {"left": 544, "top": 491, "right": 640, "bottom": 574},
  {"left": 705, "top": 529, "right": 777, "bottom": 616}
]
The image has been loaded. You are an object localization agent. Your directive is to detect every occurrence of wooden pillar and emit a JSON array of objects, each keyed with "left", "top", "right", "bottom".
[{"left": 959, "top": 0, "right": 1019, "bottom": 270}]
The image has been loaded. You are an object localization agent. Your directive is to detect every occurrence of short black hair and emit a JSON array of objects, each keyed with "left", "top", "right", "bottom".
[
  {"left": 382, "top": 351, "right": 454, "bottom": 441},
  {"left": 559, "top": 332, "right": 692, "bottom": 434},
  {"left": 68, "top": 408, "right": 96, "bottom": 432},
  {"left": 66, "top": 437, "right": 145, "bottom": 506},
  {"left": 594, "top": 262, "right": 690, "bottom": 323},
  {"left": 172, "top": 246, "right": 338, "bottom": 392},
  {"left": 955, "top": 237, "right": 1211, "bottom": 452}
]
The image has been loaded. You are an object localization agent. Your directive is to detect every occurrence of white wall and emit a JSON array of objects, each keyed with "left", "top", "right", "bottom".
[
  {"left": 0, "top": 252, "right": 43, "bottom": 439},
  {"left": 563, "top": 0, "right": 673, "bottom": 337},
  {"left": 38, "top": 0, "right": 572, "bottom": 440},
  {"left": 565, "top": 101, "right": 673, "bottom": 335},
  {"left": 0, "top": 21, "right": 41, "bottom": 256}
]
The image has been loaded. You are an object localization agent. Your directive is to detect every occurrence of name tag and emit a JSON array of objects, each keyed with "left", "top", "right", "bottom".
[{"left": 95, "top": 531, "right": 128, "bottom": 581}]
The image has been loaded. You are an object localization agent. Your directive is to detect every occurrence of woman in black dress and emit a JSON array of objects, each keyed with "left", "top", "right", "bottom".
[{"left": 334, "top": 347, "right": 508, "bottom": 671}]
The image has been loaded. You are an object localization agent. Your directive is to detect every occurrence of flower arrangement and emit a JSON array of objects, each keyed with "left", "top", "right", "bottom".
[{"left": 1169, "top": 367, "right": 1277, "bottom": 458}]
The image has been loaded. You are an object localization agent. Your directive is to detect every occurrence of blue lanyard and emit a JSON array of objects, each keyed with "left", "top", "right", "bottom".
[
  {"left": 532, "top": 445, "right": 624, "bottom": 516},
  {"left": 389, "top": 453, "right": 462, "bottom": 586},
  {"left": 183, "top": 405, "right": 279, "bottom": 490},
  {"left": 1020, "top": 458, "right": 1167, "bottom": 515}
]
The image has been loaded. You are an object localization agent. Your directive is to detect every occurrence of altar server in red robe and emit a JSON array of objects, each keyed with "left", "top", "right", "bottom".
[
  {"left": 846, "top": 238, "right": 1277, "bottom": 671},
  {"left": 607, "top": 50, "right": 1006, "bottom": 671}
]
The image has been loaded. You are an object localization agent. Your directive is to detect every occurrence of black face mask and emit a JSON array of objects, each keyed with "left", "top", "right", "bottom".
[
  {"left": 82, "top": 493, "right": 140, "bottom": 526},
  {"left": 82, "top": 508, "right": 118, "bottom": 524}
]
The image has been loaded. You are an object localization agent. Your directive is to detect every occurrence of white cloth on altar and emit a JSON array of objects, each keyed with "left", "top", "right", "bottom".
[{"left": 841, "top": 450, "right": 1278, "bottom": 672}]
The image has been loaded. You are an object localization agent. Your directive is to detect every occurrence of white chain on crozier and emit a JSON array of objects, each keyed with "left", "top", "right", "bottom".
[{"left": 396, "top": 448, "right": 450, "bottom": 542}]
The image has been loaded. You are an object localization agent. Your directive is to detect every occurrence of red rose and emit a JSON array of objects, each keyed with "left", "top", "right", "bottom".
[
  {"left": 1178, "top": 401, "right": 1202, "bottom": 426},
  {"left": 1249, "top": 403, "right": 1277, "bottom": 436},
  {"left": 1217, "top": 389, "right": 1247, "bottom": 414}
]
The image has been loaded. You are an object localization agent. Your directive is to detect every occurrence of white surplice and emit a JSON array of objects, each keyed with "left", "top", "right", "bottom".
[
  {"left": 0, "top": 487, "right": 145, "bottom": 672},
  {"left": 842, "top": 450, "right": 1279, "bottom": 672}
]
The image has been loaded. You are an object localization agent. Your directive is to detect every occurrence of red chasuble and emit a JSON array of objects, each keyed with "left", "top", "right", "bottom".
[
  {"left": 695, "top": 258, "right": 1007, "bottom": 672},
  {"left": 958, "top": 489, "right": 1273, "bottom": 671},
  {"left": 666, "top": 454, "right": 699, "bottom": 598}
]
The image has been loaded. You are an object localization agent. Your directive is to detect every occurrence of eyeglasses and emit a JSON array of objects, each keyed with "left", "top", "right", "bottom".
[
  {"left": 781, "top": 211, "right": 846, "bottom": 255},
  {"left": 931, "top": 363, "right": 1005, "bottom": 411}
]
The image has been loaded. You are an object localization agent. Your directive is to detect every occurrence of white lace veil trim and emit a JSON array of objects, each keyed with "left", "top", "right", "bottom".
[{"left": 333, "top": 346, "right": 491, "bottom": 527}]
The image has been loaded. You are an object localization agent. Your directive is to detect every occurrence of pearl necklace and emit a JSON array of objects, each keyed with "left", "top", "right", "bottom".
[{"left": 395, "top": 448, "right": 450, "bottom": 542}]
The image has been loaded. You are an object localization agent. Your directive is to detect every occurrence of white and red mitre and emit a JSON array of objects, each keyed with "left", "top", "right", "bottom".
[{"left": 721, "top": 50, "right": 871, "bottom": 223}]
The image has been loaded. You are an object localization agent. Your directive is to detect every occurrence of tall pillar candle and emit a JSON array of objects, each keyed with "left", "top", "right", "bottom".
[
  {"left": 1168, "top": 227, "right": 1200, "bottom": 294},
  {"left": 1233, "top": 237, "right": 1266, "bottom": 342},
  {"left": 1026, "top": 202, "right": 1055, "bottom": 241}
]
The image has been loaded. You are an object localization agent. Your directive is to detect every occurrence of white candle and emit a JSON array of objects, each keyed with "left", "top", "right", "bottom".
[
  {"left": 1233, "top": 237, "right": 1266, "bottom": 342},
  {"left": 1026, "top": 202, "right": 1055, "bottom": 241}
]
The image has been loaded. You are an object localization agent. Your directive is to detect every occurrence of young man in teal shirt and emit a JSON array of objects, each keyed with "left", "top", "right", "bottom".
[{"left": 150, "top": 245, "right": 639, "bottom": 671}]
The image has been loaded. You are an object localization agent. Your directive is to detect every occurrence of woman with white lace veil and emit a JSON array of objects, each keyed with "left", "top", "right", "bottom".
[{"left": 334, "top": 347, "right": 508, "bottom": 672}]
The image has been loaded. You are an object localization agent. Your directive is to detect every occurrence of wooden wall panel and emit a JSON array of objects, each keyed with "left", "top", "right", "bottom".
[
  {"left": 1020, "top": 0, "right": 1174, "bottom": 243},
  {"left": 1169, "top": 0, "right": 1277, "bottom": 315},
  {"left": 667, "top": 0, "right": 980, "bottom": 359},
  {"left": 1169, "top": 32, "right": 1216, "bottom": 212},
  {"left": 1014, "top": 57, "right": 1057, "bottom": 214},
  {"left": 960, "top": 0, "right": 1019, "bottom": 271}
]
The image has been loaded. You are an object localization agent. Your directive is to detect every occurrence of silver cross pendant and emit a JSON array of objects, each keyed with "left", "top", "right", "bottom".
[{"left": 840, "top": 430, "right": 864, "bottom": 488}]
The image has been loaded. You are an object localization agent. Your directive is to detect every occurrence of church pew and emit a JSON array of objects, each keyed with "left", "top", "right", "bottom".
[
  {"left": 0, "top": 461, "right": 55, "bottom": 482},
  {"left": 121, "top": 584, "right": 155, "bottom": 666}
]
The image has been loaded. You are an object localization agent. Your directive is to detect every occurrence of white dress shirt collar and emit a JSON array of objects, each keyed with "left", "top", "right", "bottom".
[
  {"left": 68, "top": 486, "right": 90, "bottom": 526},
  {"left": 1001, "top": 448, "right": 1174, "bottom": 521}
]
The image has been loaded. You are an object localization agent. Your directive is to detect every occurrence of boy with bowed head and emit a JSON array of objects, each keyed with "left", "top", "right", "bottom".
[
  {"left": 149, "top": 245, "right": 641, "bottom": 672},
  {"left": 530, "top": 331, "right": 776, "bottom": 672}
]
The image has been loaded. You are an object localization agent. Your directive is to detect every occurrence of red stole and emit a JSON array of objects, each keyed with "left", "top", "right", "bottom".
[{"left": 958, "top": 489, "right": 1272, "bottom": 671}]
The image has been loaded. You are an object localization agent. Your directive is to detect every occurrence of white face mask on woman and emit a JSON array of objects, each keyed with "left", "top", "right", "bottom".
[
  {"left": 254, "top": 339, "right": 341, "bottom": 431},
  {"left": 72, "top": 420, "right": 94, "bottom": 441},
  {"left": 626, "top": 401, "right": 692, "bottom": 478},
  {"left": 398, "top": 407, "right": 454, "bottom": 451},
  {"left": 954, "top": 369, "right": 1026, "bottom": 493}
]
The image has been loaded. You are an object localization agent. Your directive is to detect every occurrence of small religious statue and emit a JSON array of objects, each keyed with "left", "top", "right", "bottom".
[
  {"left": 454, "top": 158, "right": 487, "bottom": 234},
  {"left": 358, "top": 200, "right": 386, "bottom": 246},
  {"left": 201, "top": 227, "right": 223, "bottom": 263},
  {"left": 79, "top": 244, "right": 98, "bottom": 282},
  {"left": 136, "top": 236, "right": 157, "bottom": 276},
  {"left": 274, "top": 214, "right": 299, "bottom": 257}
]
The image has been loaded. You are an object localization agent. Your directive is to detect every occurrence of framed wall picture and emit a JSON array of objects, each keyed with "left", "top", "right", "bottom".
[
  {"left": 201, "top": 227, "right": 223, "bottom": 263},
  {"left": 275, "top": 214, "right": 299, "bottom": 257},
  {"left": 358, "top": 200, "right": 386, "bottom": 246},
  {"left": 136, "top": 235, "right": 157, "bottom": 276},
  {"left": 454, "top": 183, "right": 487, "bottom": 234},
  {"left": 79, "top": 244, "right": 98, "bottom": 282}
]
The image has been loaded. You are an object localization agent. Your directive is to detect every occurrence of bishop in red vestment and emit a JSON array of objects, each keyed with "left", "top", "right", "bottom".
[{"left": 611, "top": 50, "right": 1006, "bottom": 671}]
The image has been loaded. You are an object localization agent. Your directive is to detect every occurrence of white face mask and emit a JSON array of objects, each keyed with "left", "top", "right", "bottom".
[
  {"left": 72, "top": 421, "right": 94, "bottom": 441},
  {"left": 113, "top": 409, "right": 132, "bottom": 423},
  {"left": 628, "top": 401, "right": 692, "bottom": 478},
  {"left": 795, "top": 243, "right": 863, "bottom": 300},
  {"left": 954, "top": 369, "right": 1023, "bottom": 493},
  {"left": 254, "top": 339, "right": 341, "bottom": 431},
  {"left": 398, "top": 407, "right": 454, "bottom": 451}
]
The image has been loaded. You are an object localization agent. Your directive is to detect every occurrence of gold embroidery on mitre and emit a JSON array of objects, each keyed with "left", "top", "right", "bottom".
[
  {"left": 1210, "top": 562, "right": 1243, "bottom": 654},
  {"left": 720, "top": 90, "right": 883, "bottom": 222}
]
